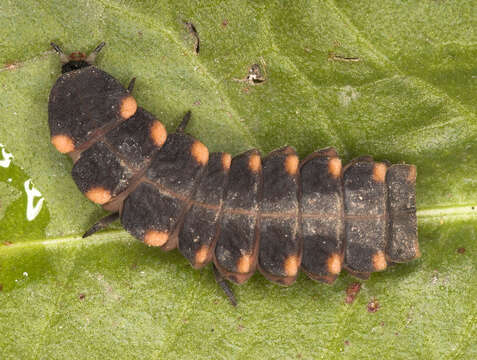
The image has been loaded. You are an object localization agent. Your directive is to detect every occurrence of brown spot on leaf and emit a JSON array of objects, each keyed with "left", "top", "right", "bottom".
[
  {"left": 367, "top": 298, "right": 380, "bottom": 313},
  {"left": 79, "top": 293, "right": 86, "bottom": 300},
  {"left": 457, "top": 247, "right": 466, "bottom": 254},
  {"left": 221, "top": 19, "right": 229, "bottom": 27},
  {"left": 345, "top": 282, "right": 361, "bottom": 304}
]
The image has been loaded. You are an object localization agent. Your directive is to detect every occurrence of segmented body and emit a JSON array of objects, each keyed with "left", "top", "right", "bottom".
[{"left": 48, "top": 63, "right": 419, "bottom": 287}]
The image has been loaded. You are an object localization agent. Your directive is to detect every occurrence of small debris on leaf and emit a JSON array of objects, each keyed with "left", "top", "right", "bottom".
[
  {"left": 345, "top": 282, "right": 361, "bottom": 304},
  {"left": 234, "top": 59, "right": 267, "bottom": 85},
  {"left": 185, "top": 22, "right": 200, "bottom": 54},
  {"left": 328, "top": 51, "right": 360, "bottom": 62},
  {"left": 457, "top": 247, "right": 466, "bottom": 254},
  {"left": 79, "top": 293, "right": 86, "bottom": 300},
  {"left": 367, "top": 298, "right": 380, "bottom": 313}
]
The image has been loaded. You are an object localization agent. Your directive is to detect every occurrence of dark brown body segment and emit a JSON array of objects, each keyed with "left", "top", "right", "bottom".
[
  {"left": 121, "top": 133, "right": 208, "bottom": 251},
  {"left": 71, "top": 141, "right": 133, "bottom": 202},
  {"left": 214, "top": 150, "right": 262, "bottom": 284},
  {"left": 343, "top": 158, "right": 388, "bottom": 277},
  {"left": 105, "top": 107, "right": 164, "bottom": 169},
  {"left": 178, "top": 152, "right": 230, "bottom": 268},
  {"left": 300, "top": 148, "right": 344, "bottom": 283},
  {"left": 48, "top": 66, "right": 133, "bottom": 150},
  {"left": 386, "top": 165, "right": 419, "bottom": 262},
  {"left": 258, "top": 147, "right": 301, "bottom": 285}
]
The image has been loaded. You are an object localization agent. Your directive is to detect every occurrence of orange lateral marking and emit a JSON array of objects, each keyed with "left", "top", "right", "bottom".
[
  {"left": 85, "top": 187, "right": 112, "bottom": 205},
  {"left": 144, "top": 230, "right": 169, "bottom": 247},
  {"left": 222, "top": 153, "right": 232, "bottom": 171},
  {"left": 51, "top": 134, "right": 75, "bottom": 153},
  {"left": 248, "top": 154, "right": 261, "bottom": 173},
  {"left": 372, "top": 251, "right": 387, "bottom": 271},
  {"left": 237, "top": 254, "right": 252, "bottom": 273},
  {"left": 191, "top": 141, "right": 209, "bottom": 166},
  {"left": 327, "top": 253, "right": 342, "bottom": 275},
  {"left": 195, "top": 245, "right": 209, "bottom": 265},
  {"left": 284, "top": 255, "right": 299, "bottom": 277},
  {"left": 373, "top": 163, "right": 387, "bottom": 183},
  {"left": 284, "top": 155, "right": 299, "bottom": 176},
  {"left": 328, "top": 157, "right": 342, "bottom": 179},
  {"left": 150, "top": 121, "right": 167, "bottom": 147},
  {"left": 120, "top": 96, "right": 137, "bottom": 119}
]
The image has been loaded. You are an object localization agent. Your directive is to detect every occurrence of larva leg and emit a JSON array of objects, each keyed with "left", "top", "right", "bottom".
[
  {"left": 127, "top": 77, "right": 136, "bottom": 93},
  {"left": 176, "top": 111, "right": 192, "bottom": 133},
  {"left": 82, "top": 212, "right": 119, "bottom": 238},
  {"left": 213, "top": 264, "right": 237, "bottom": 307}
]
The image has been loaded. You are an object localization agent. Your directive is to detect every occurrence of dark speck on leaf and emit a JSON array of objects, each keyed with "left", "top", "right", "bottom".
[
  {"left": 79, "top": 293, "right": 86, "bottom": 300},
  {"left": 457, "top": 247, "right": 466, "bottom": 254}
]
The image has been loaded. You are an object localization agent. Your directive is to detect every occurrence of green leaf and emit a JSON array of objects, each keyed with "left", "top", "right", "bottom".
[{"left": 1, "top": 1, "right": 476, "bottom": 358}]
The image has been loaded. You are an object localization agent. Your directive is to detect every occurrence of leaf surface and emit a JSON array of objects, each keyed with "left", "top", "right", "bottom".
[{"left": 0, "top": 1, "right": 476, "bottom": 358}]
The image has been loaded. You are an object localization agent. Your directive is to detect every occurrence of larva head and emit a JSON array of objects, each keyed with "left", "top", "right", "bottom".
[{"left": 51, "top": 42, "right": 106, "bottom": 74}]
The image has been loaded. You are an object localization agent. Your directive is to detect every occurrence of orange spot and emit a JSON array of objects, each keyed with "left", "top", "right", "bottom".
[
  {"left": 85, "top": 187, "right": 111, "bottom": 205},
  {"left": 407, "top": 165, "right": 417, "bottom": 183},
  {"left": 150, "top": 121, "right": 167, "bottom": 147},
  {"left": 327, "top": 253, "right": 342, "bottom": 275},
  {"left": 284, "top": 155, "right": 299, "bottom": 176},
  {"left": 51, "top": 134, "right": 75, "bottom": 153},
  {"left": 237, "top": 254, "right": 252, "bottom": 273},
  {"left": 248, "top": 154, "right": 261, "bottom": 173},
  {"left": 284, "top": 255, "right": 299, "bottom": 277},
  {"left": 222, "top": 153, "right": 232, "bottom": 171},
  {"left": 191, "top": 141, "right": 209, "bottom": 165},
  {"left": 120, "top": 95, "right": 137, "bottom": 119},
  {"left": 372, "top": 251, "right": 387, "bottom": 271},
  {"left": 373, "top": 163, "right": 387, "bottom": 183},
  {"left": 144, "top": 230, "right": 169, "bottom": 247},
  {"left": 328, "top": 157, "right": 342, "bottom": 179},
  {"left": 195, "top": 245, "right": 209, "bottom": 265}
]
